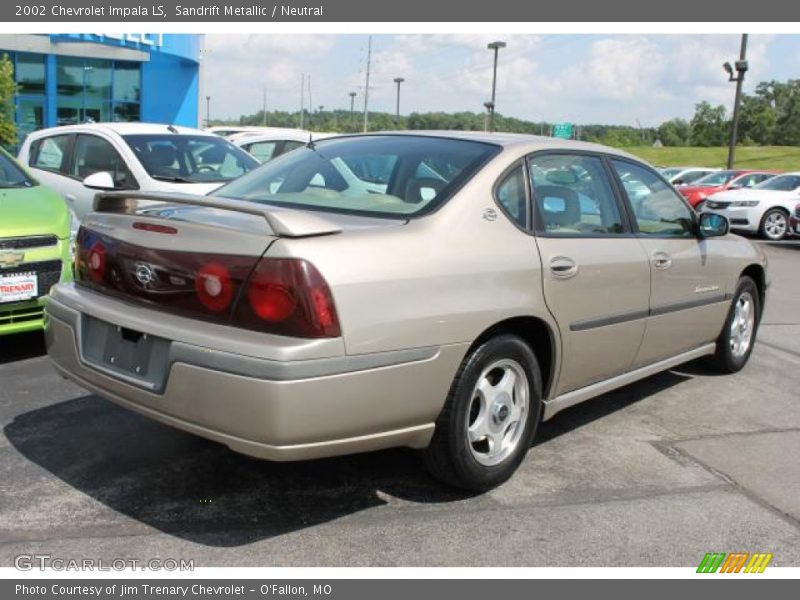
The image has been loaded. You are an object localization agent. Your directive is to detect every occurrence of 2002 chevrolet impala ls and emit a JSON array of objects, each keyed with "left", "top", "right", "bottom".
[{"left": 45, "top": 132, "right": 768, "bottom": 490}]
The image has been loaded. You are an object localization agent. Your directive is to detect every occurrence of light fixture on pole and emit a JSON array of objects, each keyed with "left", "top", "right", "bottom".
[
  {"left": 724, "top": 34, "right": 749, "bottom": 169},
  {"left": 486, "top": 40, "right": 506, "bottom": 133}
]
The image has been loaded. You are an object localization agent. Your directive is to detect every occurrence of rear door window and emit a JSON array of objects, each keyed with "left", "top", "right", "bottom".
[
  {"left": 529, "top": 153, "right": 626, "bottom": 236},
  {"left": 31, "top": 135, "right": 70, "bottom": 172}
]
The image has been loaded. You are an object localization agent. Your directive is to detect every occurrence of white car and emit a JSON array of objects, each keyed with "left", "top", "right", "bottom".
[
  {"left": 703, "top": 172, "right": 800, "bottom": 240},
  {"left": 666, "top": 167, "right": 719, "bottom": 187},
  {"left": 232, "top": 129, "right": 338, "bottom": 163},
  {"left": 19, "top": 123, "right": 260, "bottom": 220},
  {"left": 205, "top": 126, "right": 275, "bottom": 138}
]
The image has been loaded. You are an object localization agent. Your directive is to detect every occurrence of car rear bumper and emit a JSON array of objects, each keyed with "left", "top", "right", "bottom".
[{"left": 44, "top": 284, "right": 468, "bottom": 461}]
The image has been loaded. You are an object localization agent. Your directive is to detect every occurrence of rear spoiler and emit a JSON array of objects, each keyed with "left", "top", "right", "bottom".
[{"left": 93, "top": 191, "right": 342, "bottom": 238}]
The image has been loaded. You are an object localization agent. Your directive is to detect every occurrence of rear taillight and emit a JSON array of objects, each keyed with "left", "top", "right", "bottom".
[
  {"left": 195, "top": 262, "right": 234, "bottom": 313},
  {"left": 238, "top": 258, "right": 341, "bottom": 338},
  {"left": 87, "top": 240, "right": 106, "bottom": 282}
]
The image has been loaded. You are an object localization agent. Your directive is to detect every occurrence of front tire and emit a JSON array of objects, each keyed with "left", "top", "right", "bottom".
[
  {"left": 708, "top": 276, "right": 760, "bottom": 373},
  {"left": 423, "top": 334, "right": 542, "bottom": 491},
  {"left": 759, "top": 208, "right": 789, "bottom": 240}
]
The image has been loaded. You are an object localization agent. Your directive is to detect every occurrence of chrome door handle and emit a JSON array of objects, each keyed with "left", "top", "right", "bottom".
[
  {"left": 549, "top": 256, "right": 578, "bottom": 279},
  {"left": 652, "top": 252, "right": 672, "bottom": 270}
]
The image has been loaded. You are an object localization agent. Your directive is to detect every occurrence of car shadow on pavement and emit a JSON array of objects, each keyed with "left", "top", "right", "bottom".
[
  {"left": 3, "top": 394, "right": 475, "bottom": 547},
  {"left": 0, "top": 331, "right": 47, "bottom": 365},
  {"left": 4, "top": 362, "right": 695, "bottom": 548},
  {"left": 535, "top": 366, "right": 693, "bottom": 445}
]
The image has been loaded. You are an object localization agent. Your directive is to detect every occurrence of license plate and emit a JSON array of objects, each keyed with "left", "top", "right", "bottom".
[
  {"left": 81, "top": 315, "right": 170, "bottom": 390},
  {"left": 0, "top": 272, "right": 38, "bottom": 304}
]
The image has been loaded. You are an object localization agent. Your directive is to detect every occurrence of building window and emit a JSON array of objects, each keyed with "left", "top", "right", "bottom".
[
  {"left": 15, "top": 53, "right": 45, "bottom": 95},
  {"left": 56, "top": 56, "right": 141, "bottom": 125},
  {"left": 113, "top": 61, "right": 141, "bottom": 103}
]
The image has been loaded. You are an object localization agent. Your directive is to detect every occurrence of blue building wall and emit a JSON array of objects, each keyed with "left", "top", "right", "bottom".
[
  {"left": 140, "top": 50, "right": 199, "bottom": 126},
  {"left": 5, "top": 34, "right": 201, "bottom": 131}
]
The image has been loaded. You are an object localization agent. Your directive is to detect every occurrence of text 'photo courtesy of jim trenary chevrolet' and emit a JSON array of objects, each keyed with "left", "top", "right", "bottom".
[{"left": 1, "top": 26, "right": 800, "bottom": 577}]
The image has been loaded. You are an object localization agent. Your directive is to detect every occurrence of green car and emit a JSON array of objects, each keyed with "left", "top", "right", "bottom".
[{"left": 1, "top": 147, "right": 73, "bottom": 337}]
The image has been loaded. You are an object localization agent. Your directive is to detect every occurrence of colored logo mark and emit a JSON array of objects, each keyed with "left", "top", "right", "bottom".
[{"left": 697, "top": 552, "right": 773, "bottom": 573}]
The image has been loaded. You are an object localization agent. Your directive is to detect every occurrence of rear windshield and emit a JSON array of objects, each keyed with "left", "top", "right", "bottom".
[
  {"left": 215, "top": 135, "right": 501, "bottom": 218},
  {"left": 123, "top": 134, "right": 259, "bottom": 184},
  {"left": 0, "top": 151, "right": 34, "bottom": 188}
]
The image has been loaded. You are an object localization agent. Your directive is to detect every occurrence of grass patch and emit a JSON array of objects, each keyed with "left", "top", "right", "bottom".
[{"left": 619, "top": 146, "right": 800, "bottom": 171}]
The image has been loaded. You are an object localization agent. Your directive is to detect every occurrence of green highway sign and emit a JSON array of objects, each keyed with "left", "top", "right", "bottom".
[{"left": 553, "top": 122, "right": 573, "bottom": 139}]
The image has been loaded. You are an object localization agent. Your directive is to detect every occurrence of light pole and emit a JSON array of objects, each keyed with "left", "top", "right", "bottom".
[
  {"left": 348, "top": 91, "right": 357, "bottom": 131},
  {"left": 393, "top": 77, "right": 405, "bottom": 123},
  {"left": 486, "top": 40, "right": 506, "bottom": 133},
  {"left": 724, "top": 34, "right": 749, "bottom": 169},
  {"left": 205, "top": 95, "right": 211, "bottom": 128}
]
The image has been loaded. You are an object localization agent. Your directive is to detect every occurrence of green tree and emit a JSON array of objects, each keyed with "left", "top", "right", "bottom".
[
  {"left": 0, "top": 54, "right": 17, "bottom": 149},
  {"left": 657, "top": 119, "right": 690, "bottom": 146},
  {"left": 689, "top": 101, "right": 728, "bottom": 147}
]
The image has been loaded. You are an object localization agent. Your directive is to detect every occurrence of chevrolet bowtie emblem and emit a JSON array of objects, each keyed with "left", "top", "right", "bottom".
[{"left": 0, "top": 251, "right": 25, "bottom": 268}]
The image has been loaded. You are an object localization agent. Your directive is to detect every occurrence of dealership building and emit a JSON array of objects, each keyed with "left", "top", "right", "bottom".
[{"left": 0, "top": 34, "right": 202, "bottom": 140}]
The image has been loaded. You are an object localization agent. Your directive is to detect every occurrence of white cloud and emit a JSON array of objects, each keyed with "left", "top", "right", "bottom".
[{"left": 203, "top": 34, "right": 783, "bottom": 126}]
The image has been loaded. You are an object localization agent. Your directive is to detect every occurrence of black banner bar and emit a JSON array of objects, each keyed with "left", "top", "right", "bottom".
[
  {"left": 3, "top": 579, "right": 799, "bottom": 600},
  {"left": 2, "top": 0, "right": 800, "bottom": 22}
]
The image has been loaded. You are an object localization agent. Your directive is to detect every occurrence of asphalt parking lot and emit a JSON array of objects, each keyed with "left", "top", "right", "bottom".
[{"left": 1, "top": 240, "right": 799, "bottom": 567}]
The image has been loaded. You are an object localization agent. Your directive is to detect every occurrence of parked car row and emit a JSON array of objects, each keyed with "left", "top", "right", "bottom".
[{"left": 658, "top": 166, "right": 800, "bottom": 240}]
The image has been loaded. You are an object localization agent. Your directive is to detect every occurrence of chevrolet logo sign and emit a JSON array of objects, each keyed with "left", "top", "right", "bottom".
[{"left": 0, "top": 251, "right": 25, "bottom": 268}]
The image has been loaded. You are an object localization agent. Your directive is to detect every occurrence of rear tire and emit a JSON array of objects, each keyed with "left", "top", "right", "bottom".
[
  {"left": 423, "top": 334, "right": 542, "bottom": 491},
  {"left": 707, "top": 276, "right": 760, "bottom": 373},
  {"left": 759, "top": 208, "right": 789, "bottom": 240}
]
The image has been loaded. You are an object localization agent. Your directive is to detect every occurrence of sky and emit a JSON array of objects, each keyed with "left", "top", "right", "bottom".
[{"left": 203, "top": 34, "right": 800, "bottom": 127}]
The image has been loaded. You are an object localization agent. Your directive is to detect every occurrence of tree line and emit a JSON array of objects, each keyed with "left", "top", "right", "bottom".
[{"left": 230, "top": 78, "right": 800, "bottom": 148}]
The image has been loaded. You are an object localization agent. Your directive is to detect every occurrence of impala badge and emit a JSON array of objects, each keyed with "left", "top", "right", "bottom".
[{"left": 482, "top": 208, "right": 497, "bottom": 222}]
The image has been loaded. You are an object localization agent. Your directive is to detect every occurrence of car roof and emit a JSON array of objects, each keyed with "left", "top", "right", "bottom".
[
  {"left": 25, "top": 122, "right": 213, "bottom": 139},
  {"left": 233, "top": 130, "right": 338, "bottom": 144},
  {"left": 325, "top": 130, "right": 643, "bottom": 161}
]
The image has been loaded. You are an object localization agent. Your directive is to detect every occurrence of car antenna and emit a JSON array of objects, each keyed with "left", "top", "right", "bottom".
[
  {"left": 306, "top": 133, "right": 315, "bottom": 150},
  {"left": 167, "top": 124, "right": 179, "bottom": 134}
]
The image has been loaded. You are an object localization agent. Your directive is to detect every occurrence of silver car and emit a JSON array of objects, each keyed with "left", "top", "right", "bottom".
[{"left": 45, "top": 132, "right": 768, "bottom": 490}]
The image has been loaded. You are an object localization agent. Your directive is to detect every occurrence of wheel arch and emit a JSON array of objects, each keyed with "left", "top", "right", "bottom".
[
  {"left": 740, "top": 263, "right": 766, "bottom": 314},
  {"left": 467, "top": 316, "right": 559, "bottom": 400}
]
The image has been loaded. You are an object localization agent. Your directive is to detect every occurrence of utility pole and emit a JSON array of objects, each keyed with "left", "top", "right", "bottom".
[
  {"left": 299, "top": 73, "right": 305, "bottom": 129},
  {"left": 363, "top": 35, "right": 372, "bottom": 133},
  {"left": 262, "top": 87, "right": 267, "bottom": 126},
  {"left": 393, "top": 77, "right": 405, "bottom": 124},
  {"left": 726, "top": 34, "right": 749, "bottom": 169},
  {"left": 349, "top": 91, "right": 357, "bottom": 131},
  {"left": 487, "top": 40, "right": 506, "bottom": 133},
  {"left": 307, "top": 75, "right": 313, "bottom": 123},
  {"left": 205, "top": 95, "right": 210, "bottom": 127}
]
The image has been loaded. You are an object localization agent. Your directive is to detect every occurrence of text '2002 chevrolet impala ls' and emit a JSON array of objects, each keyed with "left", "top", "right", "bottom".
[{"left": 45, "top": 133, "right": 768, "bottom": 490}]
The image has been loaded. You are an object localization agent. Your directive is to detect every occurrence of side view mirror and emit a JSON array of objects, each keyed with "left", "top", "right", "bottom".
[
  {"left": 698, "top": 212, "right": 729, "bottom": 238},
  {"left": 83, "top": 171, "right": 115, "bottom": 190},
  {"left": 728, "top": 182, "right": 742, "bottom": 190}
]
